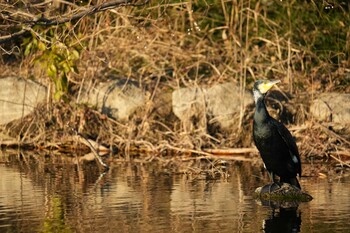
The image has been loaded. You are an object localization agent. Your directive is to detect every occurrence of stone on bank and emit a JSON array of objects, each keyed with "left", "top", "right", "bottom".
[
  {"left": 0, "top": 77, "right": 47, "bottom": 125},
  {"left": 172, "top": 82, "right": 253, "bottom": 132},
  {"left": 78, "top": 79, "right": 146, "bottom": 121},
  {"left": 310, "top": 93, "right": 350, "bottom": 133}
]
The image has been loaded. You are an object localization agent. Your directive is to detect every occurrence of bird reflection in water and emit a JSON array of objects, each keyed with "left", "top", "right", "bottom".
[{"left": 263, "top": 207, "right": 301, "bottom": 233}]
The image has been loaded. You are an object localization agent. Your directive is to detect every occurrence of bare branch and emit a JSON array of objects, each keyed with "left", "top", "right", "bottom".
[
  {"left": 0, "top": 0, "right": 150, "bottom": 44},
  {"left": 0, "top": 29, "right": 28, "bottom": 44}
]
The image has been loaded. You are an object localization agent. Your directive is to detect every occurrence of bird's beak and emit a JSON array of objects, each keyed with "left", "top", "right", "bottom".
[{"left": 259, "top": 80, "right": 281, "bottom": 94}]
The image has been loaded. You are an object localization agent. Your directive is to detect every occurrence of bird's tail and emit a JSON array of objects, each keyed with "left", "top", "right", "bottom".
[{"left": 280, "top": 177, "right": 301, "bottom": 189}]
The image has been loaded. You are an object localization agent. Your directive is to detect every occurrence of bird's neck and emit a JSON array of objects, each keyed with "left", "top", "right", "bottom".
[{"left": 254, "top": 95, "right": 270, "bottom": 123}]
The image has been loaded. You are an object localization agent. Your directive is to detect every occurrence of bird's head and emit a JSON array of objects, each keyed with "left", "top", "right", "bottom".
[
  {"left": 252, "top": 80, "right": 280, "bottom": 103},
  {"left": 253, "top": 80, "right": 281, "bottom": 94}
]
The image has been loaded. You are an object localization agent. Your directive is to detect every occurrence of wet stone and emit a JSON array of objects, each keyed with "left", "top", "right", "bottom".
[{"left": 255, "top": 183, "right": 313, "bottom": 202}]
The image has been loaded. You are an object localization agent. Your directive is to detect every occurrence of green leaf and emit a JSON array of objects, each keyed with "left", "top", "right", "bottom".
[
  {"left": 47, "top": 64, "right": 57, "bottom": 78},
  {"left": 32, "top": 38, "right": 38, "bottom": 47},
  {"left": 21, "top": 37, "right": 31, "bottom": 46},
  {"left": 54, "top": 90, "right": 64, "bottom": 100},
  {"left": 71, "top": 49, "right": 80, "bottom": 59},
  {"left": 71, "top": 65, "right": 79, "bottom": 74},
  {"left": 61, "top": 74, "right": 68, "bottom": 92},
  {"left": 38, "top": 41, "right": 46, "bottom": 51},
  {"left": 61, "top": 62, "right": 70, "bottom": 73},
  {"left": 24, "top": 42, "right": 32, "bottom": 56}
]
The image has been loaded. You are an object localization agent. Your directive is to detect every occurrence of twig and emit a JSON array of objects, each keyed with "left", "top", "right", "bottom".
[
  {"left": 29, "top": 0, "right": 149, "bottom": 26},
  {"left": 73, "top": 135, "right": 110, "bottom": 153},
  {"left": 0, "top": 29, "right": 28, "bottom": 44},
  {"left": 329, "top": 150, "right": 350, "bottom": 157},
  {"left": 329, "top": 154, "right": 350, "bottom": 168},
  {"left": 316, "top": 123, "right": 350, "bottom": 146},
  {"left": 72, "top": 129, "right": 109, "bottom": 171}
]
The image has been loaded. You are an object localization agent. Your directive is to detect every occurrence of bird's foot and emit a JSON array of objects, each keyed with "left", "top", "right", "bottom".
[
  {"left": 261, "top": 182, "right": 281, "bottom": 194},
  {"left": 268, "top": 182, "right": 281, "bottom": 193}
]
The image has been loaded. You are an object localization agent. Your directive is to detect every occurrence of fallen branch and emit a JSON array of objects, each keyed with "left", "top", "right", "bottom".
[
  {"left": 180, "top": 155, "right": 256, "bottom": 162},
  {"left": 72, "top": 130, "right": 109, "bottom": 171},
  {"left": 203, "top": 148, "right": 258, "bottom": 155},
  {"left": 160, "top": 144, "right": 214, "bottom": 157},
  {"left": 73, "top": 135, "right": 110, "bottom": 154},
  {"left": 161, "top": 145, "right": 257, "bottom": 161}
]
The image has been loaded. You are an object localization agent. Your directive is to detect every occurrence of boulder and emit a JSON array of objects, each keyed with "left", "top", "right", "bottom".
[
  {"left": 310, "top": 93, "right": 350, "bottom": 131},
  {"left": 0, "top": 77, "right": 47, "bottom": 125},
  {"left": 206, "top": 82, "right": 253, "bottom": 130},
  {"left": 172, "top": 82, "right": 253, "bottom": 132},
  {"left": 79, "top": 79, "right": 145, "bottom": 121}
]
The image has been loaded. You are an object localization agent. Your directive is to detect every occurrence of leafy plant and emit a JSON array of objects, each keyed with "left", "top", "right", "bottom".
[{"left": 22, "top": 25, "right": 81, "bottom": 101}]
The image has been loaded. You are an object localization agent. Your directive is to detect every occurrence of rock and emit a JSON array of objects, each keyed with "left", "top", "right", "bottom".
[
  {"left": 152, "top": 89, "right": 173, "bottom": 118},
  {"left": 172, "top": 86, "right": 206, "bottom": 132},
  {"left": 255, "top": 183, "right": 313, "bottom": 203},
  {"left": 0, "top": 77, "right": 47, "bottom": 125},
  {"left": 310, "top": 93, "right": 350, "bottom": 132},
  {"left": 172, "top": 82, "right": 253, "bottom": 132},
  {"left": 255, "top": 183, "right": 313, "bottom": 209},
  {"left": 206, "top": 82, "right": 253, "bottom": 130},
  {"left": 79, "top": 79, "right": 145, "bottom": 121}
]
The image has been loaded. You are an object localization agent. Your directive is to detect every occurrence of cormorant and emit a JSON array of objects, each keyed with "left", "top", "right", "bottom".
[{"left": 252, "top": 80, "right": 301, "bottom": 189}]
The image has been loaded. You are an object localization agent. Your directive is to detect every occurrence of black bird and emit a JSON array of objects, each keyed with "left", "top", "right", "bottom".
[{"left": 252, "top": 80, "right": 301, "bottom": 189}]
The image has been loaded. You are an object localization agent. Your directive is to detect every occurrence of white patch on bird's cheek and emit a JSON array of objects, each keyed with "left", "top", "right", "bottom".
[
  {"left": 253, "top": 89, "right": 261, "bottom": 103},
  {"left": 258, "top": 86, "right": 265, "bottom": 94}
]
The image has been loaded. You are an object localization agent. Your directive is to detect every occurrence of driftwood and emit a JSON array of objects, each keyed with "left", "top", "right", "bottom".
[{"left": 203, "top": 148, "right": 258, "bottom": 155}]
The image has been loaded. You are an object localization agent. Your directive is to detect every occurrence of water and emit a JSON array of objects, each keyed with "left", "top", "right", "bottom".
[{"left": 0, "top": 152, "right": 350, "bottom": 233}]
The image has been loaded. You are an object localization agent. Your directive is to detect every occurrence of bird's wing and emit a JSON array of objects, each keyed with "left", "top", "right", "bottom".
[{"left": 273, "top": 120, "right": 302, "bottom": 176}]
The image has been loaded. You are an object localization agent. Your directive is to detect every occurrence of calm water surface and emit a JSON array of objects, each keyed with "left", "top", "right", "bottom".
[{"left": 0, "top": 152, "right": 350, "bottom": 233}]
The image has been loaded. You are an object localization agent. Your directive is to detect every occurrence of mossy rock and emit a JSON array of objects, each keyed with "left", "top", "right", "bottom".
[{"left": 255, "top": 183, "right": 313, "bottom": 203}]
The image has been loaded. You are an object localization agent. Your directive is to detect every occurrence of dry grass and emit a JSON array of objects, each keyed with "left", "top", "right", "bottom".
[{"left": 1, "top": 0, "right": 350, "bottom": 170}]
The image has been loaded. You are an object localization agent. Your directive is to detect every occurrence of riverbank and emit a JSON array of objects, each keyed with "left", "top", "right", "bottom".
[
  {"left": 0, "top": 1, "right": 350, "bottom": 174},
  {"left": 0, "top": 78, "right": 349, "bottom": 178}
]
